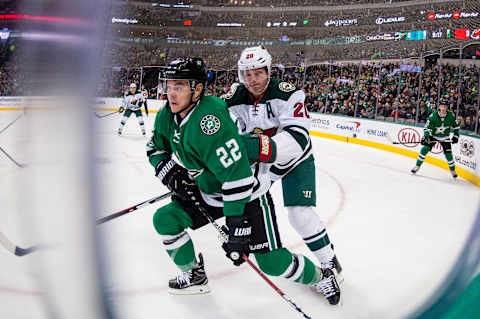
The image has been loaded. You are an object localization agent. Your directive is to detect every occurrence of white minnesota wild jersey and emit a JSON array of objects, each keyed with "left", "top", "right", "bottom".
[
  {"left": 123, "top": 90, "right": 145, "bottom": 111},
  {"left": 221, "top": 78, "right": 312, "bottom": 179}
]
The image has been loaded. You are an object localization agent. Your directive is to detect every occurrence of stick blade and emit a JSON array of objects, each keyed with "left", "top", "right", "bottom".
[{"left": 14, "top": 245, "right": 38, "bottom": 256}]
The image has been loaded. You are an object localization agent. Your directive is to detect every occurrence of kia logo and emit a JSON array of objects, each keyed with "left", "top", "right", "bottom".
[
  {"left": 397, "top": 128, "right": 420, "bottom": 147},
  {"left": 427, "top": 13, "right": 435, "bottom": 20},
  {"left": 430, "top": 142, "right": 444, "bottom": 154},
  {"left": 453, "top": 11, "right": 460, "bottom": 19}
]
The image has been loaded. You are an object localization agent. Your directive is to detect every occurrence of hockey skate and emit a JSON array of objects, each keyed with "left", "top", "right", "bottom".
[
  {"left": 117, "top": 129, "right": 122, "bottom": 136},
  {"left": 451, "top": 170, "right": 458, "bottom": 178},
  {"left": 168, "top": 253, "right": 210, "bottom": 295},
  {"left": 315, "top": 268, "right": 341, "bottom": 305},
  {"left": 411, "top": 165, "right": 419, "bottom": 174},
  {"left": 321, "top": 255, "right": 343, "bottom": 284}
]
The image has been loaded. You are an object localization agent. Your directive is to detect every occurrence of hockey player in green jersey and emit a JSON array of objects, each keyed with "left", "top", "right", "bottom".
[
  {"left": 147, "top": 57, "right": 340, "bottom": 305},
  {"left": 118, "top": 83, "right": 147, "bottom": 136},
  {"left": 411, "top": 101, "right": 460, "bottom": 178},
  {"left": 221, "top": 46, "right": 342, "bottom": 281}
]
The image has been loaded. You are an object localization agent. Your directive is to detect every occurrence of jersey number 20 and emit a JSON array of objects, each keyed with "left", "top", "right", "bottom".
[
  {"left": 216, "top": 138, "right": 242, "bottom": 168},
  {"left": 293, "top": 102, "right": 310, "bottom": 118}
]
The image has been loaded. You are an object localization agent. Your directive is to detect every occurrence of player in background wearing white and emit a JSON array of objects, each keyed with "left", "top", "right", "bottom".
[
  {"left": 222, "top": 46, "right": 342, "bottom": 281},
  {"left": 140, "top": 84, "right": 149, "bottom": 117},
  {"left": 118, "top": 83, "right": 146, "bottom": 136}
]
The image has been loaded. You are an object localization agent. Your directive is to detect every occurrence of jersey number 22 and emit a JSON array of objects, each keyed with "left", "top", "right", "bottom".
[{"left": 216, "top": 138, "right": 242, "bottom": 168}]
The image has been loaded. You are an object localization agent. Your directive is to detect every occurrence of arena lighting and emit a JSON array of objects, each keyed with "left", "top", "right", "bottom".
[{"left": 0, "top": 14, "right": 86, "bottom": 23}]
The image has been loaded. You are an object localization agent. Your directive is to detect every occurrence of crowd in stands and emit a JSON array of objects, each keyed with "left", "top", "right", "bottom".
[
  {"left": 0, "top": 56, "right": 23, "bottom": 96},
  {"left": 95, "top": 55, "right": 480, "bottom": 135},
  {"left": 211, "top": 61, "right": 479, "bottom": 135},
  {"left": 206, "top": 0, "right": 415, "bottom": 7}
]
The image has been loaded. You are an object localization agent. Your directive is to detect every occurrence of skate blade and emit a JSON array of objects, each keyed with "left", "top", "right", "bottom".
[
  {"left": 168, "top": 284, "right": 211, "bottom": 295},
  {"left": 334, "top": 271, "right": 344, "bottom": 285}
]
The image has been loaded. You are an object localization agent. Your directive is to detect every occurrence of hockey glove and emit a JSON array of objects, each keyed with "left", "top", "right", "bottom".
[
  {"left": 452, "top": 135, "right": 459, "bottom": 144},
  {"left": 241, "top": 134, "right": 276, "bottom": 163},
  {"left": 118, "top": 106, "right": 125, "bottom": 113},
  {"left": 421, "top": 135, "right": 434, "bottom": 146},
  {"left": 155, "top": 159, "right": 197, "bottom": 201},
  {"left": 222, "top": 215, "right": 251, "bottom": 266}
]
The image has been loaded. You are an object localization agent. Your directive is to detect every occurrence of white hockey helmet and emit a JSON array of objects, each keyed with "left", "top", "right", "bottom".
[
  {"left": 237, "top": 46, "right": 272, "bottom": 85},
  {"left": 130, "top": 83, "right": 137, "bottom": 88}
]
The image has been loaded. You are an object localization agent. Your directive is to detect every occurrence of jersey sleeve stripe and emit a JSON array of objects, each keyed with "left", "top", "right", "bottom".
[
  {"left": 222, "top": 183, "right": 254, "bottom": 196},
  {"left": 282, "top": 125, "right": 310, "bottom": 150},
  {"left": 222, "top": 176, "right": 255, "bottom": 189},
  {"left": 223, "top": 190, "right": 253, "bottom": 202},
  {"left": 146, "top": 149, "right": 166, "bottom": 157}
]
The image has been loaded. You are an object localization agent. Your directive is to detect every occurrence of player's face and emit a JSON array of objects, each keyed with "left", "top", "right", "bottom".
[
  {"left": 439, "top": 104, "right": 447, "bottom": 116},
  {"left": 166, "top": 80, "right": 193, "bottom": 113},
  {"left": 130, "top": 87, "right": 136, "bottom": 94},
  {"left": 243, "top": 68, "right": 268, "bottom": 98}
]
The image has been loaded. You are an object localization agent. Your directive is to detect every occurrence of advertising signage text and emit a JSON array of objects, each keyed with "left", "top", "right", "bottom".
[{"left": 375, "top": 16, "right": 405, "bottom": 25}]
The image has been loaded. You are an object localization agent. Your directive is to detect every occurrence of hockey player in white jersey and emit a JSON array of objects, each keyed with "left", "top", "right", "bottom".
[
  {"left": 222, "top": 46, "right": 343, "bottom": 282},
  {"left": 118, "top": 83, "right": 146, "bottom": 136},
  {"left": 140, "top": 84, "right": 149, "bottom": 117}
]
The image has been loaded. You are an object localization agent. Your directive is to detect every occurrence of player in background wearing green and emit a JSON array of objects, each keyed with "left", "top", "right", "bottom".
[
  {"left": 411, "top": 100, "right": 460, "bottom": 178},
  {"left": 118, "top": 83, "right": 146, "bottom": 136},
  {"left": 146, "top": 57, "right": 341, "bottom": 305},
  {"left": 221, "top": 46, "right": 342, "bottom": 281}
]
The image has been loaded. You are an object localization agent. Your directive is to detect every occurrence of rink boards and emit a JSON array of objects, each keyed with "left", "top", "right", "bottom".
[
  {"left": 309, "top": 114, "right": 480, "bottom": 187},
  {"left": 1, "top": 96, "right": 479, "bottom": 186}
]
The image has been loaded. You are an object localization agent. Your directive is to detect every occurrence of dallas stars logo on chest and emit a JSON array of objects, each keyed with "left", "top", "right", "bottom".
[{"left": 435, "top": 123, "right": 448, "bottom": 134}]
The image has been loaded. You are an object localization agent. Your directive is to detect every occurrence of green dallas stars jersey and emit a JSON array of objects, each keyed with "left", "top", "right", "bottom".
[
  {"left": 146, "top": 95, "right": 270, "bottom": 217},
  {"left": 221, "top": 77, "right": 312, "bottom": 180},
  {"left": 424, "top": 110, "right": 460, "bottom": 141}
]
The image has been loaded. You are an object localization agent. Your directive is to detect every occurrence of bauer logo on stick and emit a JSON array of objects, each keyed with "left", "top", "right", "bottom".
[{"left": 200, "top": 115, "right": 221, "bottom": 135}]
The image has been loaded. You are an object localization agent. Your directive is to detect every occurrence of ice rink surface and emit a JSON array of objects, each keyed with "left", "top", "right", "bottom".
[{"left": 1, "top": 110, "right": 479, "bottom": 319}]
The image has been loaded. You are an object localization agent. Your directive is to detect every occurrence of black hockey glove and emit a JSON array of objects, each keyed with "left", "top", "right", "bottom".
[
  {"left": 222, "top": 215, "right": 251, "bottom": 266},
  {"left": 155, "top": 159, "right": 197, "bottom": 201},
  {"left": 421, "top": 135, "right": 433, "bottom": 146},
  {"left": 452, "top": 135, "right": 459, "bottom": 144},
  {"left": 118, "top": 106, "right": 125, "bottom": 113}
]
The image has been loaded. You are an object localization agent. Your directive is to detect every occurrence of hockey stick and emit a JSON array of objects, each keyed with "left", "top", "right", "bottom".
[
  {"left": 386, "top": 133, "right": 452, "bottom": 145},
  {"left": 95, "top": 110, "right": 120, "bottom": 118},
  {"left": 96, "top": 191, "right": 173, "bottom": 224},
  {"left": 0, "top": 146, "right": 25, "bottom": 167},
  {"left": 0, "top": 231, "right": 39, "bottom": 256},
  {"left": 0, "top": 113, "right": 23, "bottom": 136},
  {"left": 385, "top": 132, "right": 419, "bottom": 145},
  {"left": 1, "top": 192, "right": 173, "bottom": 257},
  {"left": 196, "top": 205, "right": 312, "bottom": 319}
]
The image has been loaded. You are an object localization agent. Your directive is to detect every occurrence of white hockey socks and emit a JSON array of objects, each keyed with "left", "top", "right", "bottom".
[{"left": 287, "top": 206, "right": 335, "bottom": 264}]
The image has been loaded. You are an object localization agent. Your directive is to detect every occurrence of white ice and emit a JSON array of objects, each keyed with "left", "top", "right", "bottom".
[{"left": 1, "top": 110, "right": 479, "bottom": 319}]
